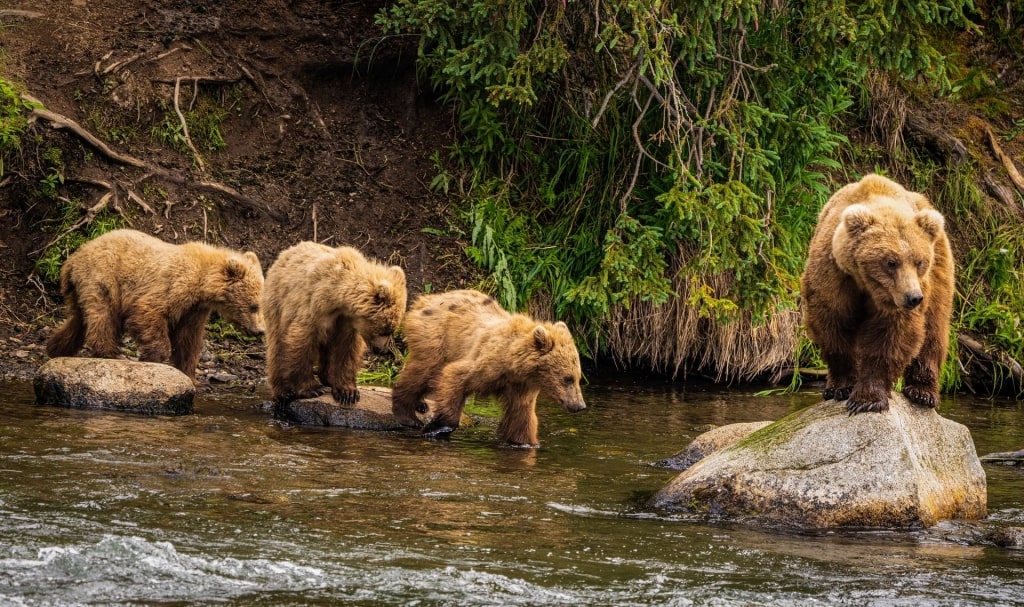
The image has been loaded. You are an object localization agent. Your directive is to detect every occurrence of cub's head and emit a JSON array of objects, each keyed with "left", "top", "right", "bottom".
[
  {"left": 356, "top": 264, "right": 408, "bottom": 353},
  {"left": 219, "top": 251, "right": 266, "bottom": 336},
  {"left": 530, "top": 321, "right": 587, "bottom": 414},
  {"left": 833, "top": 202, "right": 945, "bottom": 311}
]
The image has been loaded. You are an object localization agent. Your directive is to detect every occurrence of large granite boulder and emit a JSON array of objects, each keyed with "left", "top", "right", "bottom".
[
  {"left": 655, "top": 421, "right": 773, "bottom": 471},
  {"left": 34, "top": 357, "right": 195, "bottom": 415},
  {"left": 650, "top": 394, "right": 987, "bottom": 529}
]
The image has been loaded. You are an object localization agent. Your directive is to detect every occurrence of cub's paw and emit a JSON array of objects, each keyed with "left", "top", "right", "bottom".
[
  {"left": 280, "top": 386, "right": 330, "bottom": 403},
  {"left": 903, "top": 385, "right": 938, "bottom": 408},
  {"left": 332, "top": 386, "right": 360, "bottom": 405},
  {"left": 422, "top": 416, "right": 460, "bottom": 439}
]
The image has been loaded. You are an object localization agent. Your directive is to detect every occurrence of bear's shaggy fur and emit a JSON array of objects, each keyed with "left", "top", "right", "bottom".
[
  {"left": 800, "top": 174, "right": 954, "bottom": 414},
  {"left": 391, "top": 289, "right": 587, "bottom": 447},
  {"left": 46, "top": 229, "right": 265, "bottom": 380},
  {"left": 261, "top": 241, "right": 407, "bottom": 404}
]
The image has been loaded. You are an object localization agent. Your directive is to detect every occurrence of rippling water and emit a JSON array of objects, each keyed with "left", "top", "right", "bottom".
[{"left": 0, "top": 375, "right": 1021, "bottom": 606}]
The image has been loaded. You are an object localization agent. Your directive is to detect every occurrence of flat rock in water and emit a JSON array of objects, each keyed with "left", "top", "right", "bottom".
[
  {"left": 34, "top": 357, "right": 195, "bottom": 415},
  {"left": 655, "top": 421, "right": 774, "bottom": 470},
  {"left": 274, "top": 386, "right": 464, "bottom": 431},
  {"left": 650, "top": 394, "right": 987, "bottom": 530}
]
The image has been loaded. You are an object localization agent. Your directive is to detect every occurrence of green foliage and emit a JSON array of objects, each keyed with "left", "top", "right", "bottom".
[
  {"left": 35, "top": 200, "right": 125, "bottom": 284},
  {"left": 151, "top": 96, "right": 228, "bottom": 159},
  {"left": 0, "top": 77, "right": 39, "bottom": 178},
  {"left": 379, "top": 0, "right": 975, "bottom": 376}
]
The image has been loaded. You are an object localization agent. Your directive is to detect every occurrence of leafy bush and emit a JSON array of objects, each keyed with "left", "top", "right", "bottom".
[{"left": 379, "top": 0, "right": 974, "bottom": 379}]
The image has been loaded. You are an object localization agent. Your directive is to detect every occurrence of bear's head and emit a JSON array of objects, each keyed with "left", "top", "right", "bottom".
[
  {"left": 833, "top": 202, "right": 945, "bottom": 312},
  {"left": 354, "top": 264, "right": 408, "bottom": 353},
  {"left": 529, "top": 321, "right": 587, "bottom": 414},
  {"left": 217, "top": 251, "right": 266, "bottom": 336}
]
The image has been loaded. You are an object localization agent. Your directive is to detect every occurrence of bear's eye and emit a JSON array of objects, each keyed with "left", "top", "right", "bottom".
[
  {"left": 563, "top": 375, "right": 575, "bottom": 385},
  {"left": 886, "top": 259, "right": 900, "bottom": 271},
  {"left": 249, "top": 304, "right": 259, "bottom": 314}
]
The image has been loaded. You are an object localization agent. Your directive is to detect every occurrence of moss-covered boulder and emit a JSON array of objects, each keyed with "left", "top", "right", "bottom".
[
  {"left": 655, "top": 421, "right": 774, "bottom": 471},
  {"left": 34, "top": 357, "right": 195, "bottom": 415},
  {"left": 650, "top": 394, "right": 987, "bottom": 529}
]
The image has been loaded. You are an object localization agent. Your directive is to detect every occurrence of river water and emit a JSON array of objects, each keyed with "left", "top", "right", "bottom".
[{"left": 0, "top": 375, "right": 1021, "bottom": 606}]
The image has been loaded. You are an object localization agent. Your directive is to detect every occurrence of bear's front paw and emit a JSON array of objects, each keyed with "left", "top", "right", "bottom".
[
  {"left": 845, "top": 388, "right": 890, "bottom": 415},
  {"left": 903, "top": 385, "right": 938, "bottom": 408},
  {"left": 824, "top": 385, "right": 853, "bottom": 401},
  {"left": 422, "top": 416, "right": 460, "bottom": 439},
  {"left": 332, "top": 386, "right": 360, "bottom": 405}
]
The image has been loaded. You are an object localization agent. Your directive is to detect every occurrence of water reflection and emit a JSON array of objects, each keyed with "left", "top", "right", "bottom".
[{"left": 0, "top": 377, "right": 1021, "bottom": 606}]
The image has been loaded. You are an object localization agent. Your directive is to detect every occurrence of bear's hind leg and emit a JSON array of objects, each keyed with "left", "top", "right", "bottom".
[
  {"left": 80, "top": 292, "right": 123, "bottom": 358},
  {"left": 267, "top": 330, "right": 324, "bottom": 402},
  {"left": 47, "top": 296, "right": 86, "bottom": 358},
  {"left": 170, "top": 306, "right": 212, "bottom": 381}
]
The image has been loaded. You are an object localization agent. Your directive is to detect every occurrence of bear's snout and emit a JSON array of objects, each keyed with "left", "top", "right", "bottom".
[
  {"left": 903, "top": 291, "right": 924, "bottom": 309},
  {"left": 562, "top": 400, "right": 587, "bottom": 413}
]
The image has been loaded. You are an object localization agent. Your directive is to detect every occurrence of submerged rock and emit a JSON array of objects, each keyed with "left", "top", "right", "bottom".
[
  {"left": 650, "top": 394, "right": 987, "bottom": 529},
  {"left": 272, "top": 386, "right": 474, "bottom": 432},
  {"left": 34, "top": 357, "right": 195, "bottom": 415},
  {"left": 986, "top": 526, "right": 1024, "bottom": 549},
  {"left": 655, "top": 421, "right": 773, "bottom": 471}
]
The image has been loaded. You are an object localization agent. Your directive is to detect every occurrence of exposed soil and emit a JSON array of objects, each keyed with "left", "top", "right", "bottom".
[{"left": 0, "top": 1, "right": 480, "bottom": 389}]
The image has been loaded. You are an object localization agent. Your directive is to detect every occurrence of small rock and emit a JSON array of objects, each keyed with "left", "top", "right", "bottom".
[
  {"left": 13, "top": 350, "right": 29, "bottom": 358},
  {"left": 208, "top": 372, "right": 239, "bottom": 383},
  {"left": 987, "top": 526, "right": 1024, "bottom": 548},
  {"left": 34, "top": 357, "right": 195, "bottom": 415}
]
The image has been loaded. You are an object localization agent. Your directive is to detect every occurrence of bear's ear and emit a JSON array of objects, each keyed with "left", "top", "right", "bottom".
[
  {"left": 244, "top": 251, "right": 261, "bottom": 268},
  {"left": 915, "top": 209, "right": 945, "bottom": 240},
  {"left": 373, "top": 281, "right": 393, "bottom": 306},
  {"left": 224, "top": 259, "right": 247, "bottom": 282},
  {"left": 388, "top": 265, "right": 406, "bottom": 286},
  {"left": 840, "top": 204, "right": 876, "bottom": 237},
  {"left": 533, "top": 325, "right": 555, "bottom": 354}
]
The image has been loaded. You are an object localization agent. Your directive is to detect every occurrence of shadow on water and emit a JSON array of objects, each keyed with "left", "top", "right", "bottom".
[{"left": 0, "top": 375, "right": 1021, "bottom": 606}]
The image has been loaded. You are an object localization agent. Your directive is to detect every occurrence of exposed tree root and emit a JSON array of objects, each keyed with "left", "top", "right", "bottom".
[
  {"left": 957, "top": 333, "right": 1024, "bottom": 394},
  {"left": 23, "top": 94, "right": 284, "bottom": 222}
]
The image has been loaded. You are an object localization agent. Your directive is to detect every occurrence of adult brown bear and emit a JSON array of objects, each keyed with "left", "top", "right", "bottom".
[{"left": 800, "top": 174, "right": 954, "bottom": 414}]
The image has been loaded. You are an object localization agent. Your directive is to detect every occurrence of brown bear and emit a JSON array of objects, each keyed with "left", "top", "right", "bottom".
[
  {"left": 261, "top": 241, "right": 407, "bottom": 404},
  {"left": 799, "top": 174, "right": 954, "bottom": 414},
  {"left": 391, "top": 289, "right": 587, "bottom": 447},
  {"left": 46, "top": 229, "right": 265, "bottom": 380}
]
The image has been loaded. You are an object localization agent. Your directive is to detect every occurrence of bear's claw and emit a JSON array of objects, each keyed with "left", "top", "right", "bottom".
[
  {"left": 422, "top": 417, "right": 459, "bottom": 439},
  {"left": 903, "top": 385, "right": 938, "bottom": 408},
  {"left": 332, "top": 387, "right": 360, "bottom": 405},
  {"left": 845, "top": 398, "right": 889, "bottom": 415},
  {"left": 823, "top": 386, "right": 853, "bottom": 401}
]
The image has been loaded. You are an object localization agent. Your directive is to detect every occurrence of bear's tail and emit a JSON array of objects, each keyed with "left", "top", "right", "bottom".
[{"left": 46, "top": 279, "right": 85, "bottom": 358}]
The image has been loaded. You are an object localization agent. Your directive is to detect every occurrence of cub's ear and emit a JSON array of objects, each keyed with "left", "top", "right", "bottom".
[
  {"left": 840, "top": 204, "right": 876, "bottom": 237},
  {"left": 244, "top": 251, "right": 262, "bottom": 268},
  {"left": 224, "top": 258, "right": 248, "bottom": 282},
  {"left": 374, "top": 281, "right": 393, "bottom": 306},
  {"left": 388, "top": 265, "right": 406, "bottom": 286},
  {"left": 533, "top": 325, "right": 555, "bottom": 354},
  {"left": 915, "top": 209, "right": 945, "bottom": 240}
]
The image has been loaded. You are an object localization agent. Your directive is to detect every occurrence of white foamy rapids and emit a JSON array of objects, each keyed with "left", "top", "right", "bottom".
[{"left": 0, "top": 534, "right": 331, "bottom": 605}]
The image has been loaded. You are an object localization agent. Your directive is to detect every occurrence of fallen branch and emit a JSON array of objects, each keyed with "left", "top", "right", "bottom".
[
  {"left": 904, "top": 114, "right": 968, "bottom": 166},
  {"left": 23, "top": 94, "right": 284, "bottom": 221},
  {"left": 958, "top": 333, "right": 1024, "bottom": 386},
  {"left": 984, "top": 124, "right": 1024, "bottom": 198}
]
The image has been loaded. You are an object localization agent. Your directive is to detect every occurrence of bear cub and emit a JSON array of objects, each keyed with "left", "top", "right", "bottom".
[
  {"left": 800, "top": 174, "right": 954, "bottom": 414},
  {"left": 46, "top": 229, "right": 265, "bottom": 380},
  {"left": 391, "top": 289, "right": 586, "bottom": 447},
  {"left": 261, "top": 241, "right": 407, "bottom": 404}
]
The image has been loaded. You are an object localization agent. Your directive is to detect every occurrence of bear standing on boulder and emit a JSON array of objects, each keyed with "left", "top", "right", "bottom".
[
  {"left": 800, "top": 174, "right": 954, "bottom": 414},
  {"left": 46, "top": 229, "right": 265, "bottom": 381},
  {"left": 261, "top": 241, "right": 407, "bottom": 404},
  {"left": 391, "top": 289, "right": 586, "bottom": 447}
]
